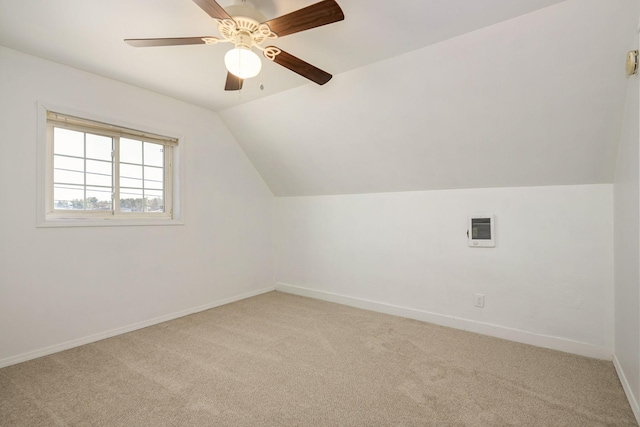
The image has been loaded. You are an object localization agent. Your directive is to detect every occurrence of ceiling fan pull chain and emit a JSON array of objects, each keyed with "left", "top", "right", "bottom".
[{"left": 259, "top": 57, "right": 264, "bottom": 90}]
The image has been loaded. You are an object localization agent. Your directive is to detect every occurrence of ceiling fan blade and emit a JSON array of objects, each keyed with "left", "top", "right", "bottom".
[
  {"left": 225, "top": 72, "right": 243, "bottom": 91},
  {"left": 262, "top": 0, "right": 344, "bottom": 37},
  {"left": 266, "top": 48, "right": 332, "bottom": 85},
  {"left": 124, "top": 37, "right": 218, "bottom": 47},
  {"left": 192, "top": 0, "right": 233, "bottom": 22}
]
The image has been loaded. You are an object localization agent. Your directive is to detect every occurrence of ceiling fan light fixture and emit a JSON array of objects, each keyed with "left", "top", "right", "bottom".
[{"left": 225, "top": 46, "right": 262, "bottom": 79}]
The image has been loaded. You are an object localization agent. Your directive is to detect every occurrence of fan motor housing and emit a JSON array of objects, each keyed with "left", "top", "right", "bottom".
[
  {"left": 224, "top": 3, "right": 267, "bottom": 25},
  {"left": 218, "top": 3, "right": 271, "bottom": 44}
]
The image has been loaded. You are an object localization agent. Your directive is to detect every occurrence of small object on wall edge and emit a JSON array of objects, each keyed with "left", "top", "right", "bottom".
[{"left": 626, "top": 50, "right": 638, "bottom": 76}]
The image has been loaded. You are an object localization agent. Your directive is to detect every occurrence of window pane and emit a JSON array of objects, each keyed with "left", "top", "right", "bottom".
[
  {"left": 144, "top": 142, "right": 164, "bottom": 167},
  {"left": 145, "top": 189, "right": 164, "bottom": 212},
  {"left": 120, "top": 138, "right": 142, "bottom": 164},
  {"left": 86, "top": 134, "right": 112, "bottom": 161},
  {"left": 54, "top": 168, "right": 84, "bottom": 185},
  {"left": 144, "top": 166, "right": 163, "bottom": 190},
  {"left": 120, "top": 163, "right": 142, "bottom": 180},
  {"left": 54, "top": 128, "right": 84, "bottom": 157},
  {"left": 146, "top": 195, "right": 164, "bottom": 212},
  {"left": 120, "top": 162, "right": 142, "bottom": 189},
  {"left": 120, "top": 188, "right": 144, "bottom": 213},
  {"left": 86, "top": 159, "right": 112, "bottom": 187},
  {"left": 86, "top": 187, "right": 112, "bottom": 211},
  {"left": 86, "top": 159, "right": 112, "bottom": 175},
  {"left": 120, "top": 188, "right": 143, "bottom": 198},
  {"left": 121, "top": 179, "right": 142, "bottom": 189},
  {"left": 54, "top": 155, "right": 83, "bottom": 174},
  {"left": 87, "top": 174, "right": 112, "bottom": 187},
  {"left": 144, "top": 180, "right": 163, "bottom": 190},
  {"left": 144, "top": 166, "right": 163, "bottom": 182},
  {"left": 54, "top": 184, "right": 84, "bottom": 210}
]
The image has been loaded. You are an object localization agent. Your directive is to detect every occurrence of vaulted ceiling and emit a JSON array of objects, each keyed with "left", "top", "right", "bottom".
[
  {"left": 220, "top": 0, "right": 638, "bottom": 196},
  {"left": 1, "top": 0, "right": 637, "bottom": 196}
]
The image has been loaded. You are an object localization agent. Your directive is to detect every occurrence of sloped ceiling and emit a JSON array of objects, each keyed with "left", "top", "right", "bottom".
[
  {"left": 0, "top": 0, "right": 636, "bottom": 197},
  {"left": 220, "top": 0, "right": 638, "bottom": 196}
]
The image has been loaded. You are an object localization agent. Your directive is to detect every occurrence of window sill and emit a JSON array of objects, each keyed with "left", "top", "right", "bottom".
[{"left": 37, "top": 217, "right": 184, "bottom": 228}]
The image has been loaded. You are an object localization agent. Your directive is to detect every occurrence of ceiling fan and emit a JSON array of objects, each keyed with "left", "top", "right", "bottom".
[{"left": 125, "top": 0, "right": 344, "bottom": 91}]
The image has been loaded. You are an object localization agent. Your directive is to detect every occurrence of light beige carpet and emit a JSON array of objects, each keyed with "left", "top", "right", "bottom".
[{"left": 0, "top": 291, "right": 636, "bottom": 426}]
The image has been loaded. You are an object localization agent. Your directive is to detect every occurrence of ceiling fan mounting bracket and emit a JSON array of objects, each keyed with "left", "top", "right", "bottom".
[{"left": 217, "top": 10, "right": 277, "bottom": 52}]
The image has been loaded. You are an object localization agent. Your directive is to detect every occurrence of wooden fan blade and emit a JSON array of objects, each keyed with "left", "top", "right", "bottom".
[
  {"left": 225, "top": 72, "right": 243, "bottom": 91},
  {"left": 124, "top": 37, "right": 218, "bottom": 47},
  {"left": 262, "top": 0, "right": 344, "bottom": 37},
  {"left": 192, "top": 0, "right": 233, "bottom": 21},
  {"left": 266, "top": 48, "right": 332, "bottom": 85}
]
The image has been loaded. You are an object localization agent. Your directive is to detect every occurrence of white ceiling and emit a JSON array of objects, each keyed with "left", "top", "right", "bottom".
[
  {"left": 0, "top": 0, "right": 564, "bottom": 111},
  {"left": 1, "top": 0, "right": 637, "bottom": 197}
]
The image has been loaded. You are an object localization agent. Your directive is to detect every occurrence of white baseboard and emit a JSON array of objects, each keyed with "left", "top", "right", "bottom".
[
  {"left": 614, "top": 355, "right": 640, "bottom": 425},
  {"left": 275, "top": 283, "right": 612, "bottom": 360},
  {"left": 0, "top": 286, "right": 275, "bottom": 369}
]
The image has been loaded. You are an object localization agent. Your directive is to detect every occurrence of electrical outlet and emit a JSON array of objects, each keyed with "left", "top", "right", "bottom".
[{"left": 474, "top": 293, "right": 485, "bottom": 308}]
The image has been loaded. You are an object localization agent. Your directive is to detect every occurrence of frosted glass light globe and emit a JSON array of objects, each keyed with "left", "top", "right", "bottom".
[{"left": 225, "top": 46, "right": 262, "bottom": 79}]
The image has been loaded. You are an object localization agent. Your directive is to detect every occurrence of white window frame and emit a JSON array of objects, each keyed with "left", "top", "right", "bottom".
[{"left": 37, "top": 103, "right": 184, "bottom": 227}]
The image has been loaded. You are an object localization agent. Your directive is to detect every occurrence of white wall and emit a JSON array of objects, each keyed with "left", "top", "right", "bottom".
[
  {"left": 613, "top": 36, "right": 640, "bottom": 418},
  {"left": 0, "top": 46, "right": 275, "bottom": 366},
  {"left": 275, "top": 185, "right": 614, "bottom": 358}
]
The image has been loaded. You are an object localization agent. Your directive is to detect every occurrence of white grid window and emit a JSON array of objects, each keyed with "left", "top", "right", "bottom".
[{"left": 45, "top": 111, "right": 177, "bottom": 221}]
